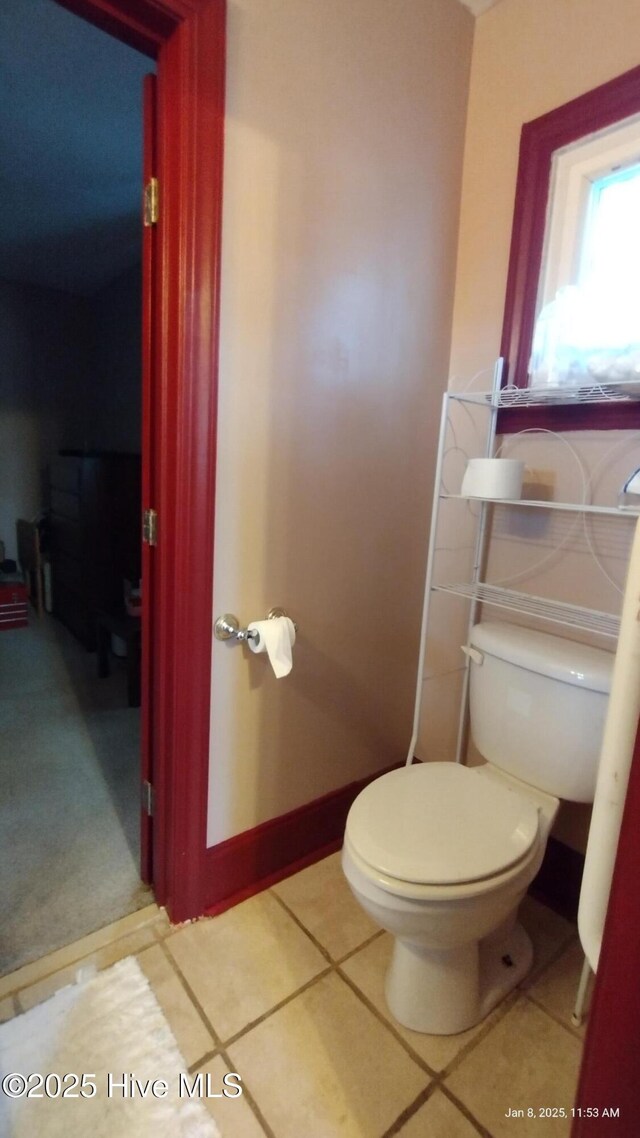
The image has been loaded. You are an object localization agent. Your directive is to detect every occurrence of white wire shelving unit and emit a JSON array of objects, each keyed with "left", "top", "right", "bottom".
[
  {"left": 440, "top": 494, "right": 636, "bottom": 517},
  {"left": 406, "top": 362, "right": 640, "bottom": 768},
  {"left": 432, "top": 583, "right": 620, "bottom": 639},
  {"left": 447, "top": 376, "right": 640, "bottom": 408}
]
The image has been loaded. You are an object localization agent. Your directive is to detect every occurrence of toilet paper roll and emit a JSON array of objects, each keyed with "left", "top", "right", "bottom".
[
  {"left": 460, "top": 458, "right": 525, "bottom": 500},
  {"left": 247, "top": 616, "right": 296, "bottom": 678}
]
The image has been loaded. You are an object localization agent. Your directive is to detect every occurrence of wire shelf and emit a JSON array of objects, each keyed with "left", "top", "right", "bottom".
[
  {"left": 432, "top": 581, "right": 620, "bottom": 638},
  {"left": 448, "top": 378, "right": 640, "bottom": 409},
  {"left": 440, "top": 494, "right": 639, "bottom": 517}
]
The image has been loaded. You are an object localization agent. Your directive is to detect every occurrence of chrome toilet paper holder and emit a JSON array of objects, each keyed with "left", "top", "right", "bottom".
[{"left": 214, "top": 607, "right": 296, "bottom": 644}]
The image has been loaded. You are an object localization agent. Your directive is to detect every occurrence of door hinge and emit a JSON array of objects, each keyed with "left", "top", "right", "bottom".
[
  {"left": 143, "top": 177, "right": 159, "bottom": 226},
  {"left": 142, "top": 780, "right": 155, "bottom": 817},
  {"left": 143, "top": 508, "right": 158, "bottom": 547}
]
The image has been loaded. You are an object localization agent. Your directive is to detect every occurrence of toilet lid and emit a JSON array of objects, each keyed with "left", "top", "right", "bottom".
[{"left": 345, "top": 763, "right": 540, "bottom": 885}]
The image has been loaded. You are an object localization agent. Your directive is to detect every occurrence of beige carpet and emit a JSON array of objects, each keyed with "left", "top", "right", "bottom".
[
  {"left": 0, "top": 956, "right": 220, "bottom": 1137},
  {"left": 0, "top": 616, "right": 152, "bottom": 976}
]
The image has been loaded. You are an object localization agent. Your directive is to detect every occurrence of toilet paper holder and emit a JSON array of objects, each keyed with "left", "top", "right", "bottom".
[{"left": 214, "top": 607, "right": 296, "bottom": 644}]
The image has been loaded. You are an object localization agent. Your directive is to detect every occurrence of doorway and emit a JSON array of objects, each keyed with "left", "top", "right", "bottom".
[
  {"left": 0, "top": 0, "right": 155, "bottom": 974},
  {"left": 1, "top": 0, "right": 225, "bottom": 939}
]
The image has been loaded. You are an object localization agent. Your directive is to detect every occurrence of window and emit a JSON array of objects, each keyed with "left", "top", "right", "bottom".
[
  {"left": 530, "top": 117, "right": 640, "bottom": 389},
  {"left": 499, "top": 63, "right": 640, "bottom": 430}
]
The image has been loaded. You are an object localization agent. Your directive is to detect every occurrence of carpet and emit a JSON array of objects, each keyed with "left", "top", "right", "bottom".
[
  {"left": 0, "top": 957, "right": 220, "bottom": 1138},
  {"left": 0, "top": 617, "right": 152, "bottom": 975}
]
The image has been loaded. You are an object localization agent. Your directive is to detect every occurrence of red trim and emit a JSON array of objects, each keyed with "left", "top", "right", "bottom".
[
  {"left": 498, "top": 402, "right": 640, "bottom": 435},
  {"left": 71, "top": 0, "right": 226, "bottom": 923},
  {"left": 203, "top": 840, "right": 343, "bottom": 919},
  {"left": 202, "top": 764, "right": 402, "bottom": 914},
  {"left": 500, "top": 64, "right": 640, "bottom": 433},
  {"left": 53, "top": 0, "right": 180, "bottom": 57},
  {"left": 152, "top": 0, "right": 225, "bottom": 921},
  {"left": 572, "top": 723, "right": 640, "bottom": 1136}
]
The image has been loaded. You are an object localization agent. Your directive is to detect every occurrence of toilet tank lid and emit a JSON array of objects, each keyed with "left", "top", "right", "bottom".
[{"left": 470, "top": 622, "right": 614, "bottom": 693}]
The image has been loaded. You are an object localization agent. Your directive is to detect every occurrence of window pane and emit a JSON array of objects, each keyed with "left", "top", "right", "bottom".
[
  {"left": 530, "top": 162, "right": 640, "bottom": 387},
  {"left": 580, "top": 166, "right": 640, "bottom": 348}
]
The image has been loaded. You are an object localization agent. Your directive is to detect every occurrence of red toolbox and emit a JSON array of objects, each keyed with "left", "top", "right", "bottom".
[{"left": 0, "top": 580, "right": 28, "bottom": 630}]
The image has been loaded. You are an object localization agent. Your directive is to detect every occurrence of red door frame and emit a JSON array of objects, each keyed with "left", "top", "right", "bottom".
[
  {"left": 140, "top": 70, "right": 156, "bottom": 883},
  {"left": 56, "top": 0, "right": 225, "bottom": 922},
  {"left": 572, "top": 721, "right": 640, "bottom": 1136}
]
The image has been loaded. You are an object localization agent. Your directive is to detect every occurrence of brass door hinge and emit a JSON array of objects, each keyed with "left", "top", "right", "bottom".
[
  {"left": 143, "top": 508, "right": 158, "bottom": 547},
  {"left": 143, "top": 177, "right": 159, "bottom": 226},
  {"left": 142, "top": 780, "right": 154, "bottom": 817}
]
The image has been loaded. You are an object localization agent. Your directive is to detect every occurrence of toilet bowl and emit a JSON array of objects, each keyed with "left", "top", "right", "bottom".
[
  {"left": 342, "top": 621, "right": 614, "bottom": 1036},
  {"left": 343, "top": 761, "right": 558, "bottom": 1034}
]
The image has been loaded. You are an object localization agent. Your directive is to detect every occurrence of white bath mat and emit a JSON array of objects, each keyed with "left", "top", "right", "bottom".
[{"left": 0, "top": 957, "right": 220, "bottom": 1138}]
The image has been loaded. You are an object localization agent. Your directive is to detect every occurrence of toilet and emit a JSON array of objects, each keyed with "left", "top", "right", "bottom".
[{"left": 342, "top": 621, "right": 613, "bottom": 1035}]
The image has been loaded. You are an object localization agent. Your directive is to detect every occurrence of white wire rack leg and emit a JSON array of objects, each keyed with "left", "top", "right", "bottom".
[
  {"left": 571, "top": 954, "right": 593, "bottom": 1027},
  {"left": 454, "top": 358, "right": 502, "bottom": 764},
  {"left": 405, "top": 393, "right": 451, "bottom": 766}
]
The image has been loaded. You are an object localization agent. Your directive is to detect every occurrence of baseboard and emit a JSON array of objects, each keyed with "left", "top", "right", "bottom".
[
  {"left": 529, "top": 835, "right": 585, "bottom": 922},
  {"left": 202, "top": 773, "right": 584, "bottom": 924},
  {"left": 202, "top": 763, "right": 400, "bottom": 917}
]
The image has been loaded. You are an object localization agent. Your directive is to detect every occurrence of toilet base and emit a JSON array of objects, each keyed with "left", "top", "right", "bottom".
[{"left": 385, "top": 921, "right": 533, "bottom": 1035}]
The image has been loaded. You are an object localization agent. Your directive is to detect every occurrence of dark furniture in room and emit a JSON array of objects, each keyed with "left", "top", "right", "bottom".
[
  {"left": 16, "top": 518, "right": 44, "bottom": 616},
  {"left": 96, "top": 609, "right": 141, "bottom": 707},
  {"left": 49, "top": 452, "right": 141, "bottom": 649}
]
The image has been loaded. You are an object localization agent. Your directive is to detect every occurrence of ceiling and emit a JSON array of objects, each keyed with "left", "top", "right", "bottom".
[{"left": 0, "top": 0, "right": 153, "bottom": 296}]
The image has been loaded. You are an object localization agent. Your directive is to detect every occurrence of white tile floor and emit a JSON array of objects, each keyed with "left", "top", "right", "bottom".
[{"left": 0, "top": 852, "right": 588, "bottom": 1137}]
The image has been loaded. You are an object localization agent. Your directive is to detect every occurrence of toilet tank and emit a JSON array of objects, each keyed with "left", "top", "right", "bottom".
[{"left": 468, "top": 622, "right": 614, "bottom": 803}]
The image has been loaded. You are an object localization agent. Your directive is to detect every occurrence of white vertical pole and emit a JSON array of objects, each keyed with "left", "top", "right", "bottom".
[
  {"left": 578, "top": 514, "right": 640, "bottom": 971},
  {"left": 405, "top": 392, "right": 451, "bottom": 766},
  {"left": 454, "top": 359, "right": 502, "bottom": 763}
]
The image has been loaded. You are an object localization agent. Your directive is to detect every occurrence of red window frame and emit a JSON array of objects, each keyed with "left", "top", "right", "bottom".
[{"left": 499, "top": 64, "right": 640, "bottom": 434}]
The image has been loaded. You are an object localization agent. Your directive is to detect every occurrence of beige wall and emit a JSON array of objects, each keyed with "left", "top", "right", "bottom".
[
  {"left": 450, "top": 0, "right": 640, "bottom": 382},
  {"left": 421, "top": 0, "right": 640, "bottom": 852},
  {"left": 207, "top": 0, "right": 473, "bottom": 845}
]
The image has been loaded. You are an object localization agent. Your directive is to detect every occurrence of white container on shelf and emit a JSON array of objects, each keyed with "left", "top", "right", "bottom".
[{"left": 461, "top": 458, "right": 524, "bottom": 500}]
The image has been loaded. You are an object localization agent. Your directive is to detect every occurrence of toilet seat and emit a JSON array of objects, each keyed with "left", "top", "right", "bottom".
[{"left": 345, "top": 762, "right": 540, "bottom": 887}]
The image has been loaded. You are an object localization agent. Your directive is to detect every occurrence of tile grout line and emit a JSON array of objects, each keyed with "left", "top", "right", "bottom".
[
  {"left": 221, "top": 965, "right": 334, "bottom": 1049},
  {"left": 157, "top": 940, "right": 276, "bottom": 1138},
  {"left": 335, "top": 966, "right": 438, "bottom": 1079},
  {"left": 187, "top": 1047, "right": 218, "bottom": 1074},
  {"left": 268, "top": 888, "right": 335, "bottom": 964},
  {"left": 218, "top": 1045, "right": 278, "bottom": 1138},
  {"left": 378, "top": 1046, "right": 499, "bottom": 1138},
  {"left": 158, "top": 899, "right": 338, "bottom": 1048},
  {"left": 380, "top": 1083, "right": 438, "bottom": 1138},
  {"left": 271, "top": 883, "right": 388, "bottom": 968},
  {"left": 188, "top": 1045, "right": 277, "bottom": 1138},
  {"left": 438, "top": 1081, "right": 495, "bottom": 1137},
  {"left": 524, "top": 991, "right": 586, "bottom": 1042},
  {"left": 159, "top": 929, "right": 357, "bottom": 1121},
  {"left": 157, "top": 938, "right": 224, "bottom": 1050},
  {"left": 437, "top": 991, "right": 521, "bottom": 1081},
  {"left": 335, "top": 927, "right": 387, "bottom": 964},
  {"left": 381, "top": 1078, "right": 493, "bottom": 1138}
]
